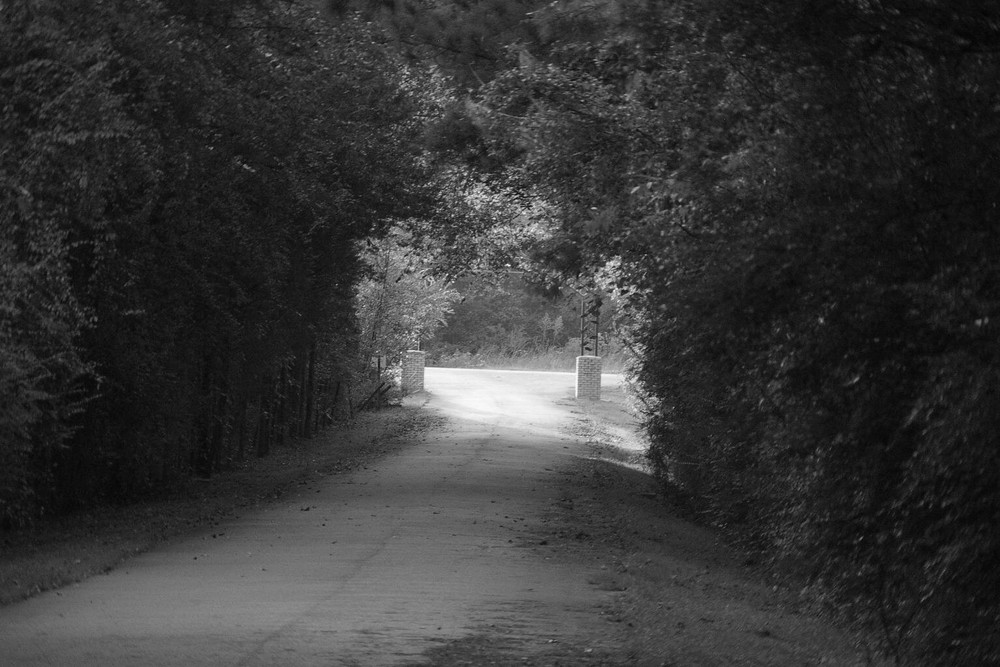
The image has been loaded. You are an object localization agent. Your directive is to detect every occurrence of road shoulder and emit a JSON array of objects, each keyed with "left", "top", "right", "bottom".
[
  {"left": 0, "top": 403, "right": 438, "bottom": 607},
  {"left": 532, "top": 386, "right": 876, "bottom": 666}
]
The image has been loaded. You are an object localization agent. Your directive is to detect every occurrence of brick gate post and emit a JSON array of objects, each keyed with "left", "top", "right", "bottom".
[
  {"left": 401, "top": 350, "right": 426, "bottom": 395},
  {"left": 575, "top": 355, "right": 602, "bottom": 400}
]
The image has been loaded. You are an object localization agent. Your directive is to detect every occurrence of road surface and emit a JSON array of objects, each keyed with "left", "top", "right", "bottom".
[{"left": 0, "top": 368, "right": 625, "bottom": 666}]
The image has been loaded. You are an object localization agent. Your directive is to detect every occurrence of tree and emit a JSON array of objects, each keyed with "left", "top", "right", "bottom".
[
  {"left": 355, "top": 232, "right": 459, "bottom": 370},
  {"left": 1, "top": 0, "right": 441, "bottom": 520},
  {"left": 0, "top": 0, "right": 153, "bottom": 524},
  {"left": 341, "top": 0, "right": 1000, "bottom": 661}
]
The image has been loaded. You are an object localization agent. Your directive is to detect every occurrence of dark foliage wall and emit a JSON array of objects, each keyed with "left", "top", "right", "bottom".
[
  {"left": 6, "top": 0, "right": 1000, "bottom": 660},
  {"left": 1, "top": 0, "right": 431, "bottom": 523},
  {"left": 338, "top": 0, "right": 1000, "bottom": 662}
]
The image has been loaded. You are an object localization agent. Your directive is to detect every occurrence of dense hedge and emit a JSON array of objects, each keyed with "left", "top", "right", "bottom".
[
  {"left": 1, "top": 0, "right": 431, "bottom": 523},
  {"left": 442, "top": 0, "right": 1000, "bottom": 662},
  {"left": 627, "top": 6, "right": 1000, "bottom": 663},
  {"left": 7, "top": 0, "right": 999, "bottom": 661}
]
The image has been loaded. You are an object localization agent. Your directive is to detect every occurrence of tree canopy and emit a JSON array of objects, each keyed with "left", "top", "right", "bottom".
[
  {"left": 4, "top": 0, "right": 999, "bottom": 661},
  {"left": 335, "top": 0, "right": 1000, "bottom": 661},
  {"left": 1, "top": 0, "right": 437, "bottom": 522}
]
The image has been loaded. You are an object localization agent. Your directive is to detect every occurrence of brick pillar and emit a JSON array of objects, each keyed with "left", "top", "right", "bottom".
[
  {"left": 401, "top": 350, "right": 426, "bottom": 395},
  {"left": 575, "top": 355, "right": 602, "bottom": 400}
]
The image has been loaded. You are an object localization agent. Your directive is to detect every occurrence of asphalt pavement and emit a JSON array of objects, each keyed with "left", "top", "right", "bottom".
[{"left": 0, "top": 368, "right": 622, "bottom": 666}]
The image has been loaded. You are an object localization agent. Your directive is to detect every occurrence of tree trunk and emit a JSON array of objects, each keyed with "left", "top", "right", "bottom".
[
  {"left": 304, "top": 341, "right": 316, "bottom": 438},
  {"left": 277, "top": 365, "right": 287, "bottom": 447},
  {"left": 257, "top": 376, "right": 271, "bottom": 458}
]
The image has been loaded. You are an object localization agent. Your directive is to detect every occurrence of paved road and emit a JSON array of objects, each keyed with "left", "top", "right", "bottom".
[{"left": 0, "top": 368, "right": 622, "bottom": 666}]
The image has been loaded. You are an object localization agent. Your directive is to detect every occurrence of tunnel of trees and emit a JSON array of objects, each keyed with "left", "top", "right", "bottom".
[
  {"left": 3, "top": 0, "right": 998, "bottom": 662},
  {"left": 0, "top": 0, "right": 442, "bottom": 518}
]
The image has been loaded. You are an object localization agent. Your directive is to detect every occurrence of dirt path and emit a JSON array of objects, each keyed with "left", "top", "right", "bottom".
[{"left": 0, "top": 368, "right": 871, "bottom": 666}]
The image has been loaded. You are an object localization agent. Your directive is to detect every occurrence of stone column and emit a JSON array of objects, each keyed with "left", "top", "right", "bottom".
[
  {"left": 401, "top": 350, "right": 426, "bottom": 395},
  {"left": 575, "top": 355, "right": 602, "bottom": 400}
]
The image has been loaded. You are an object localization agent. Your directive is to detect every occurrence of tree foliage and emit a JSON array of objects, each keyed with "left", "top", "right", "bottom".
[
  {"left": 355, "top": 231, "right": 459, "bottom": 366},
  {"left": 350, "top": 0, "right": 1000, "bottom": 662},
  {"left": 1, "top": 0, "right": 435, "bottom": 524},
  {"left": 7, "top": 0, "right": 1000, "bottom": 660},
  {"left": 424, "top": 273, "right": 620, "bottom": 364}
]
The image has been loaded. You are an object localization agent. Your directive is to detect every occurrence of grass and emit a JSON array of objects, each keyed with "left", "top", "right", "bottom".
[{"left": 433, "top": 347, "right": 631, "bottom": 373}]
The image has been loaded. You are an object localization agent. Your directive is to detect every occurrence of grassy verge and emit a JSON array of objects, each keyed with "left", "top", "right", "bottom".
[
  {"left": 433, "top": 347, "right": 632, "bottom": 372},
  {"left": 0, "top": 402, "right": 440, "bottom": 607},
  {"left": 552, "top": 384, "right": 884, "bottom": 665}
]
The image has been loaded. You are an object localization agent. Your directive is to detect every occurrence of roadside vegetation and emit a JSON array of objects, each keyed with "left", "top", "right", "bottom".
[
  {"left": 0, "top": 0, "right": 435, "bottom": 526},
  {"left": 340, "top": 1, "right": 1000, "bottom": 662},
  {"left": 3, "top": 0, "right": 998, "bottom": 663},
  {"left": 432, "top": 343, "right": 629, "bottom": 373},
  {"left": 0, "top": 402, "right": 437, "bottom": 606},
  {"left": 425, "top": 274, "right": 631, "bottom": 372},
  {"left": 0, "top": 0, "right": 467, "bottom": 527}
]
